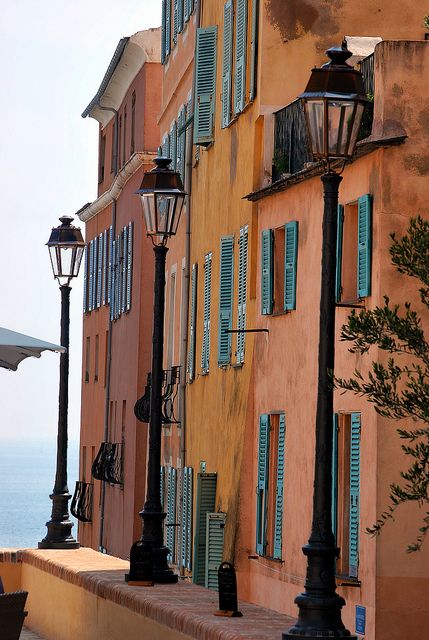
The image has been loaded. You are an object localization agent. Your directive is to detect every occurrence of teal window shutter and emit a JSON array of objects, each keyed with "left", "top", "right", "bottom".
[
  {"left": 201, "top": 252, "right": 212, "bottom": 373},
  {"left": 170, "top": 121, "right": 177, "bottom": 170},
  {"left": 193, "top": 473, "right": 217, "bottom": 585},
  {"left": 83, "top": 244, "right": 88, "bottom": 313},
  {"left": 335, "top": 205, "right": 344, "bottom": 302},
  {"left": 108, "top": 225, "right": 113, "bottom": 305},
  {"left": 261, "top": 229, "right": 273, "bottom": 315},
  {"left": 349, "top": 412, "right": 361, "bottom": 577},
  {"left": 92, "top": 237, "right": 98, "bottom": 311},
  {"left": 194, "top": 27, "right": 217, "bottom": 146},
  {"left": 184, "top": 0, "right": 191, "bottom": 22},
  {"left": 161, "top": 0, "right": 166, "bottom": 64},
  {"left": 166, "top": 467, "right": 177, "bottom": 563},
  {"left": 188, "top": 263, "right": 198, "bottom": 381},
  {"left": 218, "top": 236, "right": 234, "bottom": 365},
  {"left": 165, "top": 0, "right": 171, "bottom": 57},
  {"left": 237, "top": 225, "right": 248, "bottom": 364},
  {"left": 284, "top": 221, "right": 298, "bottom": 311},
  {"left": 205, "top": 512, "right": 226, "bottom": 590},
  {"left": 256, "top": 414, "right": 270, "bottom": 555},
  {"left": 126, "top": 222, "right": 133, "bottom": 312},
  {"left": 115, "top": 237, "right": 120, "bottom": 319},
  {"left": 97, "top": 233, "right": 103, "bottom": 309},
  {"left": 102, "top": 230, "right": 108, "bottom": 306},
  {"left": 110, "top": 239, "right": 115, "bottom": 321},
  {"left": 221, "top": 0, "right": 233, "bottom": 128},
  {"left": 160, "top": 465, "right": 165, "bottom": 509},
  {"left": 273, "top": 413, "right": 286, "bottom": 560},
  {"left": 180, "top": 466, "right": 193, "bottom": 570},
  {"left": 173, "top": 0, "right": 178, "bottom": 45},
  {"left": 357, "top": 194, "right": 372, "bottom": 298},
  {"left": 234, "top": 0, "right": 248, "bottom": 114},
  {"left": 332, "top": 414, "right": 339, "bottom": 542},
  {"left": 177, "top": 105, "right": 187, "bottom": 181},
  {"left": 178, "top": 0, "right": 184, "bottom": 33},
  {"left": 249, "top": 0, "right": 259, "bottom": 101},
  {"left": 121, "top": 228, "right": 127, "bottom": 315}
]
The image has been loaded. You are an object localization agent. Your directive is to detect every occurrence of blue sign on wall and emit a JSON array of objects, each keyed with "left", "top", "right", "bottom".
[{"left": 356, "top": 605, "right": 366, "bottom": 635}]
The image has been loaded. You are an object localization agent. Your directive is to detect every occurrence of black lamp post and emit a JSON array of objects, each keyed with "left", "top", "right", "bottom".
[
  {"left": 126, "top": 157, "right": 186, "bottom": 584},
  {"left": 283, "top": 46, "right": 367, "bottom": 639},
  {"left": 39, "top": 216, "right": 85, "bottom": 549}
]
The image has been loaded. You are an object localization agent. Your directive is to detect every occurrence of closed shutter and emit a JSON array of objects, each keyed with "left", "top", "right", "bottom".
[
  {"left": 234, "top": 0, "right": 247, "bottom": 114},
  {"left": 218, "top": 236, "right": 234, "bottom": 365},
  {"left": 201, "top": 252, "right": 212, "bottom": 373},
  {"left": 180, "top": 466, "right": 193, "bottom": 570},
  {"left": 188, "top": 263, "right": 198, "bottom": 381},
  {"left": 102, "top": 230, "right": 108, "bottom": 306},
  {"left": 332, "top": 414, "right": 339, "bottom": 542},
  {"left": 160, "top": 465, "right": 165, "bottom": 509},
  {"left": 83, "top": 244, "right": 88, "bottom": 313},
  {"left": 121, "top": 227, "right": 127, "bottom": 314},
  {"left": 108, "top": 226, "right": 113, "bottom": 305},
  {"left": 184, "top": 0, "right": 191, "bottom": 22},
  {"left": 256, "top": 414, "right": 270, "bottom": 555},
  {"left": 194, "top": 27, "right": 217, "bottom": 146},
  {"left": 237, "top": 225, "right": 248, "bottom": 364},
  {"left": 249, "top": 0, "right": 259, "bottom": 101},
  {"left": 349, "top": 412, "right": 361, "bottom": 577},
  {"left": 162, "top": 134, "right": 171, "bottom": 160},
  {"left": 193, "top": 473, "right": 217, "bottom": 586},
  {"left": 177, "top": 105, "right": 186, "bottom": 181},
  {"left": 166, "top": 467, "right": 177, "bottom": 563},
  {"left": 284, "top": 221, "right": 298, "bottom": 311},
  {"left": 161, "top": 0, "right": 167, "bottom": 63},
  {"left": 170, "top": 121, "right": 177, "bottom": 170},
  {"left": 261, "top": 229, "right": 273, "bottom": 315},
  {"left": 173, "top": 0, "right": 178, "bottom": 45},
  {"left": 110, "top": 239, "right": 116, "bottom": 321},
  {"left": 336, "top": 205, "right": 344, "bottom": 302},
  {"left": 273, "top": 413, "right": 286, "bottom": 560},
  {"left": 178, "top": 0, "right": 184, "bottom": 33},
  {"left": 357, "top": 194, "right": 372, "bottom": 298},
  {"left": 88, "top": 239, "right": 94, "bottom": 312},
  {"left": 165, "top": 0, "right": 171, "bottom": 57},
  {"left": 205, "top": 512, "right": 226, "bottom": 590},
  {"left": 97, "top": 233, "right": 103, "bottom": 308},
  {"left": 126, "top": 222, "right": 133, "bottom": 312},
  {"left": 221, "top": 0, "right": 233, "bottom": 129},
  {"left": 115, "top": 238, "right": 120, "bottom": 319}
]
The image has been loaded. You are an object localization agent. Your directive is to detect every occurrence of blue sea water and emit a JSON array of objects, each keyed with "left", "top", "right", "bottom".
[{"left": 0, "top": 441, "right": 79, "bottom": 548}]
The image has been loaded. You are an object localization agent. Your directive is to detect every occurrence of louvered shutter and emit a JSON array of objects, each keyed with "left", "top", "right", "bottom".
[
  {"left": 188, "top": 263, "right": 198, "bottom": 381},
  {"left": 184, "top": 0, "right": 191, "bottom": 22},
  {"left": 256, "top": 414, "right": 270, "bottom": 555},
  {"left": 178, "top": 0, "right": 184, "bottom": 32},
  {"left": 237, "top": 225, "right": 248, "bottom": 364},
  {"left": 162, "top": 133, "right": 171, "bottom": 159},
  {"left": 261, "top": 229, "right": 273, "bottom": 315},
  {"left": 88, "top": 240, "right": 94, "bottom": 311},
  {"left": 83, "top": 244, "right": 88, "bottom": 313},
  {"left": 349, "top": 413, "right": 361, "bottom": 577},
  {"left": 194, "top": 27, "right": 217, "bottom": 146},
  {"left": 193, "top": 473, "right": 217, "bottom": 586},
  {"left": 173, "top": 0, "right": 178, "bottom": 45},
  {"left": 177, "top": 105, "right": 186, "bottom": 181},
  {"left": 93, "top": 236, "right": 99, "bottom": 310},
  {"left": 102, "top": 230, "right": 108, "bottom": 306},
  {"left": 115, "top": 238, "right": 120, "bottom": 319},
  {"left": 97, "top": 233, "right": 103, "bottom": 308},
  {"left": 121, "top": 227, "right": 127, "bottom": 314},
  {"left": 249, "top": 0, "right": 259, "bottom": 101},
  {"left": 357, "top": 194, "right": 372, "bottom": 298},
  {"left": 218, "top": 236, "right": 234, "bottom": 365},
  {"left": 160, "top": 465, "right": 165, "bottom": 509},
  {"left": 166, "top": 467, "right": 177, "bottom": 563},
  {"left": 126, "top": 222, "right": 133, "bottom": 312},
  {"left": 273, "top": 413, "right": 286, "bottom": 560},
  {"left": 170, "top": 121, "right": 177, "bottom": 170},
  {"left": 161, "top": 0, "right": 167, "bottom": 63},
  {"left": 221, "top": 1, "right": 233, "bottom": 128},
  {"left": 336, "top": 205, "right": 344, "bottom": 302},
  {"left": 201, "top": 252, "right": 212, "bottom": 373},
  {"left": 205, "top": 512, "right": 226, "bottom": 590},
  {"left": 110, "top": 239, "right": 116, "bottom": 321},
  {"left": 234, "top": 0, "right": 248, "bottom": 114},
  {"left": 332, "top": 414, "right": 339, "bottom": 542},
  {"left": 165, "top": 0, "right": 171, "bottom": 57},
  {"left": 284, "top": 221, "right": 298, "bottom": 311},
  {"left": 108, "top": 226, "right": 113, "bottom": 305},
  {"left": 180, "top": 466, "right": 193, "bottom": 570}
]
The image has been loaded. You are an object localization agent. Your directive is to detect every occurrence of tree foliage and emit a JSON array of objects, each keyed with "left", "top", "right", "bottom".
[{"left": 335, "top": 217, "right": 429, "bottom": 552}]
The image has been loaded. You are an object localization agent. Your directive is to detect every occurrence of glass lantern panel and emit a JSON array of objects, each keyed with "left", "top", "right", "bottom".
[
  {"left": 59, "top": 246, "right": 75, "bottom": 277},
  {"left": 141, "top": 194, "right": 156, "bottom": 235},
  {"left": 171, "top": 194, "right": 186, "bottom": 235},
  {"left": 327, "top": 101, "right": 355, "bottom": 157},
  {"left": 73, "top": 246, "right": 84, "bottom": 277},
  {"left": 305, "top": 100, "right": 325, "bottom": 157},
  {"left": 49, "top": 246, "right": 60, "bottom": 278},
  {"left": 346, "top": 103, "right": 364, "bottom": 156},
  {"left": 155, "top": 193, "right": 176, "bottom": 235}
]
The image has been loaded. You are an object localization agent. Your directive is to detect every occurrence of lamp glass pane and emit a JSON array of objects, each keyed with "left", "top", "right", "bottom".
[
  {"left": 141, "top": 194, "right": 156, "bottom": 235},
  {"left": 73, "top": 246, "right": 84, "bottom": 277},
  {"left": 347, "top": 103, "right": 365, "bottom": 155},
  {"left": 172, "top": 194, "right": 185, "bottom": 234},
  {"left": 49, "top": 246, "right": 60, "bottom": 278},
  {"left": 305, "top": 100, "right": 325, "bottom": 157},
  {"left": 327, "top": 100, "right": 355, "bottom": 156},
  {"left": 156, "top": 193, "right": 175, "bottom": 234}
]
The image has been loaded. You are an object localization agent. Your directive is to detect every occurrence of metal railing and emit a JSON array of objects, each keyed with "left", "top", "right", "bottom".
[
  {"left": 358, "top": 53, "right": 374, "bottom": 140},
  {"left": 273, "top": 99, "right": 312, "bottom": 181},
  {"left": 91, "top": 442, "right": 123, "bottom": 485},
  {"left": 71, "top": 481, "right": 93, "bottom": 522},
  {"left": 134, "top": 366, "right": 181, "bottom": 425}
]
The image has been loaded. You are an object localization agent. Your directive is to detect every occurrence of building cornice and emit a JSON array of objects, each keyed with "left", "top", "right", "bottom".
[{"left": 77, "top": 152, "right": 157, "bottom": 223}]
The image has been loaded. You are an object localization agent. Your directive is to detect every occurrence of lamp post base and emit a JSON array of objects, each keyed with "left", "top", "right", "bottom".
[{"left": 38, "top": 492, "right": 79, "bottom": 549}]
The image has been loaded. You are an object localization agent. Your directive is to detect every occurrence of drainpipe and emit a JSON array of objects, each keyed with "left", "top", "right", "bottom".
[{"left": 96, "top": 103, "right": 119, "bottom": 553}]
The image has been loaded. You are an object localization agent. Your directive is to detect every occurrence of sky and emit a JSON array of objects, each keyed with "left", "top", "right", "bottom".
[{"left": 0, "top": 1, "right": 162, "bottom": 447}]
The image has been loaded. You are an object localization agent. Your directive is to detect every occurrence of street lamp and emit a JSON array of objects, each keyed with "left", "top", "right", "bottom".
[
  {"left": 283, "top": 46, "right": 367, "bottom": 639},
  {"left": 126, "top": 157, "right": 186, "bottom": 584},
  {"left": 39, "top": 216, "right": 85, "bottom": 549}
]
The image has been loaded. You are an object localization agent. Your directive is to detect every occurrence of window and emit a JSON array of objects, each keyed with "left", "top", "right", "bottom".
[
  {"left": 83, "top": 244, "right": 89, "bottom": 314},
  {"left": 221, "top": 1, "right": 233, "bottom": 128},
  {"left": 98, "top": 133, "right": 106, "bottom": 184},
  {"left": 111, "top": 121, "right": 116, "bottom": 173},
  {"left": 236, "top": 224, "right": 248, "bottom": 363},
  {"left": 256, "top": 413, "right": 286, "bottom": 560},
  {"left": 194, "top": 27, "right": 218, "bottom": 146},
  {"left": 188, "top": 263, "right": 198, "bottom": 381},
  {"left": 110, "top": 224, "right": 134, "bottom": 321},
  {"left": 201, "top": 252, "right": 212, "bottom": 373},
  {"left": 167, "top": 269, "right": 176, "bottom": 368},
  {"left": 336, "top": 194, "right": 372, "bottom": 303},
  {"left": 218, "top": 236, "right": 234, "bottom": 365},
  {"left": 180, "top": 466, "right": 193, "bottom": 570},
  {"left": 85, "top": 337, "right": 90, "bottom": 383},
  {"left": 261, "top": 221, "right": 298, "bottom": 315},
  {"left": 166, "top": 467, "right": 177, "bottom": 563},
  {"left": 234, "top": 0, "right": 248, "bottom": 115},
  {"left": 332, "top": 412, "right": 361, "bottom": 579},
  {"left": 118, "top": 115, "right": 122, "bottom": 169},
  {"left": 94, "top": 334, "right": 99, "bottom": 382},
  {"left": 130, "top": 91, "right": 136, "bottom": 155},
  {"left": 177, "top": 105, "right": 187, "bottom": 181},
  {"left": 122, "top": 105, "right": 127, "bottom": 167},
  {"left": 193, "top": 472, "right": 217, "bottom": 585}
]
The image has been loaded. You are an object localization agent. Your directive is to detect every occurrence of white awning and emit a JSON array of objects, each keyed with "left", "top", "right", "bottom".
[{"left": 0, "top": 326, "right": 65, "bottom": 371}]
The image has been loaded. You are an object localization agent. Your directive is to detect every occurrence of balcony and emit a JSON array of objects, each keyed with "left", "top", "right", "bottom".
[
  {"left": 70, "top": 481, "right": 93, "bottom": 523},
  {"left": 91, "top": 442, "right": 123, "bottom": 485},
  {"left": 358, "top": 52, "right": 375, "bottom": 140},
  {"left": 134, "top": 366, "right": 181, "bottom": 425}
]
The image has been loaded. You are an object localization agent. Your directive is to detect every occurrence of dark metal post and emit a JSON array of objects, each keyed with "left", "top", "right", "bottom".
[
  {"left": 284, "top": 173, "right": 356, "bottom": 639},
  {"left": 127, "top": 244, "right": 178, "bottom": 583},
  {"left": 39, "top": 285, "right": 79, "bottom": 549}
]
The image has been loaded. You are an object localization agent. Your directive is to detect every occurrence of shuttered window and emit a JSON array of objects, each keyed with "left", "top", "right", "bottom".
[
  {"left": 349, "top": 412, "right": 361, "bottom": 577},
  {"left": 83, "top": 244, "right": 89, "bottom": 313},
  {"left": 88, "top": 239, "right": 94, "bottom": 312},
  {"left": 218, "top": 236, "right": 234, "bottom": 365},
  {"left": 193, "top": 473, "right": 217, "bottom": 586},
  {"left": 221, "top": 0, "right": 233, "bottom": 128},
  {"left": 108, "top": 226, "right": 113, "bottom": 305},
  {"left": 201, "top": 252, "right": 212, "bottom": 373},
  {"left": 249, "top": 0, "right": 259, "bottom": 101},
  {"left": 184, "top": 0, "right": 191, "bottom": 22},
  {"left": 160, "top": 465, "right": 165, "bottom": 509},
  {"left": 110, "top": 239, "right": 116, "bottom": 321},
  {"left": 273, "top": 413, "right": 286, "bottom": 560},
  {"left": 237, "top": 225, "right": 248, "bottom": 364},
  {"left": 261, "top": 229, "right": 273, "bottom": 315},
  {"left": 284, "top": 221, "right": 298, "bottom": 311},
  {"left": 178, "top": 0, "right": 184, "bottom": 33},
  {"left": 188, "top": 263, "right": 198, "bottom": 381},
  {"left": 335, "top": 205, "right": 344, "bottom": 303},
  {"left": 170, "top": 121, "right": 177, "bottom": 170},
  {"left": 161, "top": 0, "right": 167, "bottom": 63},
  {"left": 180, "top": 466, "right": 193, "bottom": 570},
  {"left": 165, "top": 0, "right": 171, "bottom": 57},
  {"left": 121, "top": 226, "right": 127, "bottom": 314},
  {"left": 102, "top": 230, "right": 108, "bottom": 306},
  {"left": 205, "top": 512, "right": 226, "bottom": 590},
  {"left": 256, "top": 414, "right": 270, "bottom": 555},
  {"left": 357, "top": 194, "right": 372, "bottom": 298},
  {"left": 126, "top": 222, "right": 133, "bottom": 312},
  {"left": 234, "top": 0, "right": 248, "bottom": 114},
  {"left": 194, "top": 27, "right": 217, "bottom": 146},
  {"left": 332, "top": 413, "right": 339, "bottom": 542},
  {"left": 166, "top": 466, "right": 177, "bottom": 563},
  {"left": 97, "top": 233, "right": 103, "bottom": 308},
  {"left": 177, "top": 105, "right": 187, "bottom": 182},
  {"left": 173, "top": 0, "right": 179, "bottom": 45}
]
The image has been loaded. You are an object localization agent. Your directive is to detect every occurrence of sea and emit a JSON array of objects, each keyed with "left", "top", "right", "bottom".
[{"left": 0, "top": 441, "right": 79, "bottom": 548}]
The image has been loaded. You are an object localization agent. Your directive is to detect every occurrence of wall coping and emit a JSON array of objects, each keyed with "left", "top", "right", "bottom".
[{"left": 0, "top": 548, "right": 296, "bottom": 640}]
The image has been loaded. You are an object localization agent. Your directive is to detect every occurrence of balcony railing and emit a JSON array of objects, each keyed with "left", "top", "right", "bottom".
[
  {"left": 358, "top": 52, "right": 374, "bottom": 140},
  {"left": 91, "top": 442, "right": 123, "bottom": 485},
  {"left": 71, "top": 481, "right": 93, "bottom": 522},
  {"left": 134, "top": 366, "right": 181, "bottom": 425},
  {"left": 272, "top": 99, "right": 312, "bottom": 181}
]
